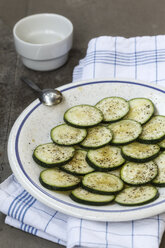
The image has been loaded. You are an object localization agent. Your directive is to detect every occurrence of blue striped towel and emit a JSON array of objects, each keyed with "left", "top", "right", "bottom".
[{"left": 1, "top": 36, "right": 165, "bottom": 248}]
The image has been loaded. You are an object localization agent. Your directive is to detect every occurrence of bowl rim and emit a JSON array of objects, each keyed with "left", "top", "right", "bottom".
[{"left": 13, "top": 13, "right": 73, "bottom": 47}]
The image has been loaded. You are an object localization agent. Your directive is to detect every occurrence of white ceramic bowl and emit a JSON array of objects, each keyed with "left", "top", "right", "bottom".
[
  {"left": 7, "top": 79, "right": 165, "bottom": 221},
  {"left": 13, "top": 13, "right": 73, "bottom": 71}
]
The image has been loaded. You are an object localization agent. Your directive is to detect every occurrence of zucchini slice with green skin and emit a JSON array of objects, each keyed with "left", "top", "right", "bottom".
[
  {"left": 121, "top": 161, "right": 158, "bottom": 185},
  {"left": 121, "top": 142, "right": 160, "bottom": 163},
  {"left": 39, "top": 168, "right": 80, "bottom": 191},
  {"left": 51, "top": 124, "right": 87, "bottom": 146},
  {"left": 138, "top": 115, "right": 165, "bottom": 144},
  {"left": 158, "top": 139, "right": 165, "bottom": 151},
  {"left": 70, "top": 187, "right": 115, "bottom": 206},
  {"left": 33, "top": 143, "right": 75, "bottom": 168},
  {"left": 152, "top": 152, "right": 165, "bottom": 186},
  {"left": 115, "top": 185, "right": 159, "bottom": 206},
  {"left": 82, "top": 172, "right": 124, "bottom": 195},
  {"left": 64, "top": 104, "right": 103, "bottom": 128},
  {"left": 109, "top": 120, "right": 142, "bottom": 145},
  {"left": 87, "top": 146, "right": 125, "bottom": 171},
  {"left": 95, "top": 96, "right": 129, "bottom": 123},
  {"left": 61, "top": 149, "right": 94, "bottom": 176},
  {"left": 80, "top": 125, "right": 113, "bottom": 149},
  {"left": 124, "top": 98, "right": 154, "bottom": 124}
]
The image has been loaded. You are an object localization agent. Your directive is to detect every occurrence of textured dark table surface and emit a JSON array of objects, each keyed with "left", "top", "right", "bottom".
[{"left": 1, "top": 0, "right": 165, "bottom": 247}]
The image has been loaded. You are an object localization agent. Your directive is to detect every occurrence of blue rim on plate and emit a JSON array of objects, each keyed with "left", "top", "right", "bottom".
[{"left": 15, "top": 80, "right": 165, "bottom": 213}]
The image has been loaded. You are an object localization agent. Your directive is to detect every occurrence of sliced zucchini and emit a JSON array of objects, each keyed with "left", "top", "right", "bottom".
[
  {"left": 87, "top": 146, "right": 125, "bottom": 171},
  {"left": 158, "top": 139, "right": 165, "bottom": 151},
  {"left": 64, "top": 104, "right": 103, "bottom": 128},
  {"left": 95, "top": 96, "right": 129, "bottom": 122},
  {"left": 152, "top": 152, "right": 165, "bottom": 186},
  {"left": 33, "top": 143, "right": 75, "bottom": 168},
  {"left": 124, "top": 98, "right": 154, "bottom": 124},
  {"left": 115, "top": 185, "right": 159, "bottom": 206},
  {"left": 51, "top": 124, "right": 87, "bottom": 146},
  {"left": 121, "top": 161, "right": 158, "bottom": 185},
  {"left": 121, "top": 142, "right": 160, "bottom": 163},
  {"left": 70, "top": 187, "right": 115, "bottom": 206},
  {"left": 82, "top": 172, "right": 124, "bottom": 195},
  {"left": 108, "top": 168, "right": 121, "bottom": 178},
  {"left": 80, "top": 125, "right": 113, "bottom": 149},
  {"left": 109, "top": 120, "right": 142, "bottom": 145},
  {"left": 39, "top": 168, "right": 80, "bottom": 190},
  {"left": 138, "top": 115, "right": 165, "bottom": 144},
  {"left": 61, "top": 149, "right": 94, "bottom": 176}
]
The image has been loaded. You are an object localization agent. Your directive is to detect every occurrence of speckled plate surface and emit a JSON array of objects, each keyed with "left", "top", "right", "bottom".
[{"left": 7, "top": 79, "right": 165, "bottom": 222}]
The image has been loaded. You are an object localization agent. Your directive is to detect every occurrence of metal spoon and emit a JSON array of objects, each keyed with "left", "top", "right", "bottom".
[{"left": 21, "top": 77, "right": 63, "bottom": 106}]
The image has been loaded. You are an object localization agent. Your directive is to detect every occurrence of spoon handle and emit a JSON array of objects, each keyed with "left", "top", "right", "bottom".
[{"left": 21, "top": 77, "right": 42, "bottom": 93}]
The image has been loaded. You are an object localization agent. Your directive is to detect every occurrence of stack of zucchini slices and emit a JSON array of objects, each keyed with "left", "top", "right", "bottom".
[{"left": 33, "top": 97, "right": 165, "bottom": 207}]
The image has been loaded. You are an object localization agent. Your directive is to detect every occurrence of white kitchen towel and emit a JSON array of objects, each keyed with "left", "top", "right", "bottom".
[
  {"left": 1, "top": 36, "right": 165, "bottom": 248},
  {"left": 73, "top": 35, "right": 165, "bottom": 85}
]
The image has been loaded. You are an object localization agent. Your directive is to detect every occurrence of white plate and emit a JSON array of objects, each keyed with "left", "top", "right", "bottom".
[{"left": 8, "top": 79, "right": 165, "bottom": 222}]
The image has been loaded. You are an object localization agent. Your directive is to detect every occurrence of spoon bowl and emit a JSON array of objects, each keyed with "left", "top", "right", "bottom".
[
  {"left": 21, "top": 77, "right": 63, "bottom": 106},
  {"left": 40, "top": 89, "right": 62, "bottom": 106}
]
